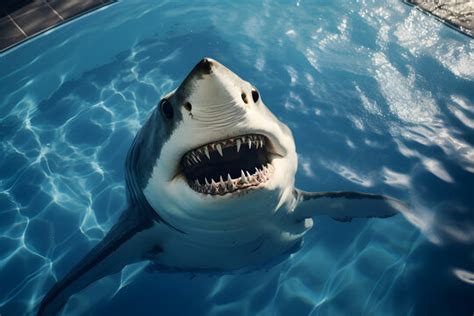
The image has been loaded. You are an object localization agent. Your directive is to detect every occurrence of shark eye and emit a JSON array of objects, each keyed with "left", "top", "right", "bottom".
[
  {"left": 160, "top": 99, "right": 174, "bottom": 120},
  {"left": 251, "top": 88, "right": 259, "bottom": 103}
]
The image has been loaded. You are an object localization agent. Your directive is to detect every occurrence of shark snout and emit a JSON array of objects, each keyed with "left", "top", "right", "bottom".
[
  {"left": 194, "top": 57, "right": 213, "bottom": 74},
  {"left": 174, "top": 58, "right": 252, "bottom": 129},
  {"left": 178, "top": 57, "right": 220, "bottom": 94},
  {"left": 178, "top": 58, "right": 249, "bottom": 101}
]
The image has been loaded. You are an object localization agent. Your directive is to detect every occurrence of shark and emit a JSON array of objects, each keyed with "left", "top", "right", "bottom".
[{"left": 37, "top": 58, "right": 405, "bottom": 315}]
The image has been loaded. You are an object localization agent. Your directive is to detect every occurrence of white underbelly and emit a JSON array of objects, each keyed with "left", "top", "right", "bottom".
[{"left": 142, "top": 222, "right": 304, "bottom": 271}]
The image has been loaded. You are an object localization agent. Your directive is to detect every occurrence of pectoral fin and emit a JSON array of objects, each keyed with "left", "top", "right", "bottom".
[
  {"left": 293, "top": 189, "right": 407, "bottom": 222},
  {"left": 37, "top": 208, "right": 156, "bottom": 316}
]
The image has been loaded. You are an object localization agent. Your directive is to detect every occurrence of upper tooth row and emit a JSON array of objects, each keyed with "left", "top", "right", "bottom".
[
  {"left": 189, "top": 164, "right": 274, "bottom": 194},
  {"left": 184, "top": 135, "right": 265, "bottom": 166}
]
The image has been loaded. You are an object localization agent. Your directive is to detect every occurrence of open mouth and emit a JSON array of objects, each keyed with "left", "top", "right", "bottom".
[{"left": 181, "top": 134, "right": 275, "bottom": 195}]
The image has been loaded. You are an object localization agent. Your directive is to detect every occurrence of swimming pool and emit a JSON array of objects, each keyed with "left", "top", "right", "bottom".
[{"left": 1, "top": 0, "right": 473, "bottom": 315}]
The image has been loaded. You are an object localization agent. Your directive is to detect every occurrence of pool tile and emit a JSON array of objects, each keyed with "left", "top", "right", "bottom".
[
  {"left": 0, "top": 16, "right": 27, "bottom": 51},
  {"left": 47, "top": 0, "right": 107, "bottom": 20},
  {"left": 10, "top": 2, "right": 62, "bottom": 37},
  {"left": 404, "top": 0, "right": 473, "bottom": 37},
  {"left": 0, "top": 0, "right": 115, "bottom": 53},
  {"left": 1, "top": 0, "right": 34, "bottom": 18}
]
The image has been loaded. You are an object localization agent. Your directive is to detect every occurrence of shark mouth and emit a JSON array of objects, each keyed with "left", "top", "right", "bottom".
[{"left": 181, "top": 134, "right": 274, "bottom": 195}]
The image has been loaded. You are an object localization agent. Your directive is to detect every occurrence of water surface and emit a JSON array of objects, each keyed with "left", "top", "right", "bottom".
[{"left": 0, "top": 0, "right": 473, "bottom": 315}]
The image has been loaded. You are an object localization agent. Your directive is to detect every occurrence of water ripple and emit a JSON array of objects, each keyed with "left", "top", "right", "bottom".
[{"left": 0, "top": 0, "right": 473, "bottom": 315}]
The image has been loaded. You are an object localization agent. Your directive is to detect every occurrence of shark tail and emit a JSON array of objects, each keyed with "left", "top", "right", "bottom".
[{"left": 37, "top": 207, "right": 153, "bottom": 316}]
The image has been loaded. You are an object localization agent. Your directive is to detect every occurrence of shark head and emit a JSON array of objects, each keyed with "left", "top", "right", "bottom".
[{"left": 143, "top": 58, "right": 297, "bottom": 230}]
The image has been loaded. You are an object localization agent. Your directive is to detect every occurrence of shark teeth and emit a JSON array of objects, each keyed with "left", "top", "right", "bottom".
[
  {"left": 216, "top": 144, "right": 223, "bottom": 157},
  {"left": 182, "top": 134, "right": 266, "bottom": 166},
  {"left": 188, "top": 163, "right": 274, "bottom": 195},
  {"left": 204, "top": 146, "right": 210, "bottom": 159}
]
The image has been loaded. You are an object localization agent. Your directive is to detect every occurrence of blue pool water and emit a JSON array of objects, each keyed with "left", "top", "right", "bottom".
[{"left": 1, "top": 0, "right": 473, "bottom": 315}]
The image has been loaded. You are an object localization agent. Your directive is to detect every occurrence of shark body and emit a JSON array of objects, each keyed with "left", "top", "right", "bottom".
[{"left": 38, "top": 58, "right": 404, "bottom": 315}]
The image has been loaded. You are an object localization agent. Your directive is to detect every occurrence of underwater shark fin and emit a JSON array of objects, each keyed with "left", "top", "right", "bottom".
[
  {"left": 292, "top": 189, "right": 407, "bottom": 222},
  {"left": 37, "top": 207, "right": 156, "bottom": 316}
]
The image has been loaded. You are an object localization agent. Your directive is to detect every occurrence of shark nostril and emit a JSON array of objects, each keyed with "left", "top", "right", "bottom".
[
  {"left": 184, "top": 102, "right": 192, "bottom": 112},
  {"left": 241, "top": 92, "right": 248, "bottom": 104}
]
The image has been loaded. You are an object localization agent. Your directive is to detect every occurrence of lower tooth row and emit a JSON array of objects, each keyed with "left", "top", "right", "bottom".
[{"left": 190, "top": 164, "right": 273, "bottom": 194}]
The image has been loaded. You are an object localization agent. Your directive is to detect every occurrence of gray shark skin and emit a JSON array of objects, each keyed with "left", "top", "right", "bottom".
[{"left": 37, "top": 58, "right": 407, "bottom": 315}]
